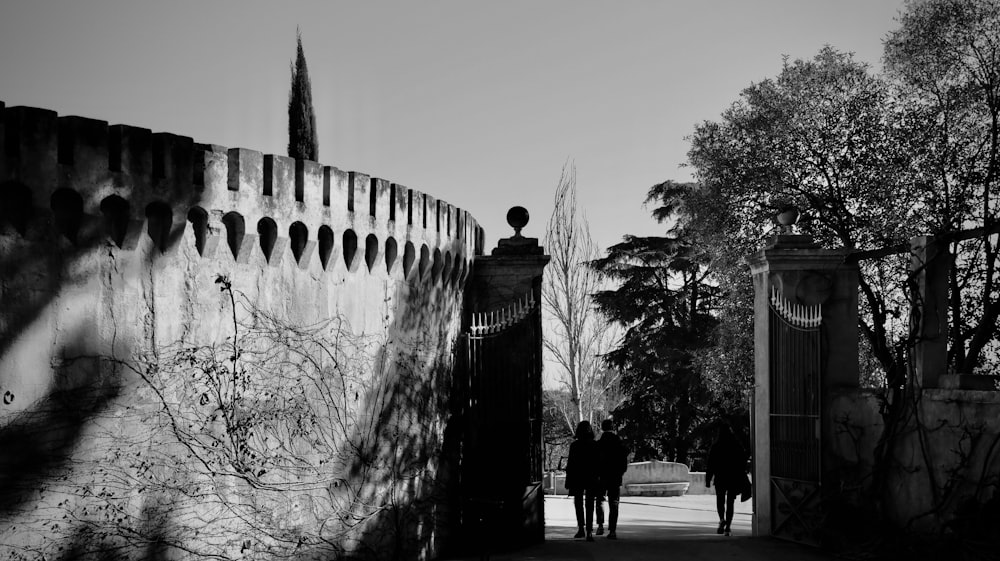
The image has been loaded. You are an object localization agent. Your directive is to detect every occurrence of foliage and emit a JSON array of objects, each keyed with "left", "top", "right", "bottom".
[
  {"left": 589, "top": 193, "right": 736, "bottom": 467},
  {"left": 646, "top": 180, "right": 755, "bottom": 411},
  {"left": 542, "top": 161, "right": 621, "bottom": 434},
  {"left": 884, "top": 0, "right": 1000, "bottom": 375},
  {"left": 687, "top": 46, "right": 921, "bottom": 392},
  {"left": 683, "top": 0, "right": 1000, "bottom": 395},
  {"left": 673, "top": 0, "right": 1000, "bottom": 545},
  {"left": 288, "top": 29, "right": 319, "bottom": 161}
]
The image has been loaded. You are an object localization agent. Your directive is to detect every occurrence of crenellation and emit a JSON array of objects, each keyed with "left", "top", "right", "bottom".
[
  {"left": 370, "top": 177, "right": 391, "bottom": 231},
  {"left": 423, "top": 193, "right": 437, "bottom": 234},
  {"left": 0, "top": 100, "right": 481, "bottom": 284},
  {"left": 151, "top": 132, "right": 194, "bottom": 196},
  {"left": 297, "top": 159, "right": 322, "bottom": 210},
  {"left": 326, "top": 166, "right": 350, "bottom": 217},
  {"left": 349, "top": 171, "right": 369, "bottom": 220},
  {"left": 5, "top": 106, "right": 59, "bottom": 206},
  {"left": 57, "top": 116, "right": 108, "bottom": 170},
  {"left": 264, "top": 154, "right": 294, "bottom": 202},
  {"left": 57, "top": 116, "right": 111, "bottom": 211},
  {"left": 227, "top": 147, "right": 261, "bottom": 195},
  {"left": 109, "top": 124, "right": 153, "bottom": 190},
  {"left": 195, "top": 143, "right": 226, "bottom": 193},
  {"left": 418, "top": 191, "right": 427, "bottom": 229}
]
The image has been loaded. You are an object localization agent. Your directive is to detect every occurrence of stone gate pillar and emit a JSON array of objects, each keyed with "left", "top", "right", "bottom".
[
  {"left": 461, "top": 206, "right": 550, "bottom": 549},
  {"left": 747, "top": 232, "right": 858, "bottom": 539}
]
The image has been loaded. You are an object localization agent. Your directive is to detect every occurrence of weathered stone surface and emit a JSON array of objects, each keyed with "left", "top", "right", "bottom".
[{"left": 0, "top": 100, "right": 484, "bottom": 560}]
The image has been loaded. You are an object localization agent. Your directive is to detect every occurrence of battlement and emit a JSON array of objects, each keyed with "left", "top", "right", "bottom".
[{"left": 0, "top": 101, "right": 485, "bottom": 284}]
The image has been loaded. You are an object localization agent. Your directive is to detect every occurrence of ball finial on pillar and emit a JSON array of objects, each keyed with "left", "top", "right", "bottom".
[{"left": 507, "top": 206, "right": 529, "bottom": 237}]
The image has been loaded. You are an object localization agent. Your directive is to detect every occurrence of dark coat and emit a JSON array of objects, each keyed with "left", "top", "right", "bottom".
[
  {"left": 597, "top": 431, "right": 628, "bottom": 487},
  {"left": 565, "top": 438, "right": 600, "bottom": 494},
  {"left": 706, "top": 435, "right": 748, "bottom": 492}
]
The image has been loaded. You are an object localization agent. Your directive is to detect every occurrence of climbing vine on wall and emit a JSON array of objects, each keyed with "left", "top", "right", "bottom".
[{"left": 2, "top": 275, "right": 455, "bottom": 560}]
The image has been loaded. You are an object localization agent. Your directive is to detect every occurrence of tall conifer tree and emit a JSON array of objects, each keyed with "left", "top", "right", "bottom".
[{"left": 288, "top": 29, "right": 318, "bottom": 161}]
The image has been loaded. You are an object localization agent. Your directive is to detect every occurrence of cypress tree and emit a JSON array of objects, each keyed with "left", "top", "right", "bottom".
[{"left": 288, "top": 29, "right": 319, "bottom": 161}]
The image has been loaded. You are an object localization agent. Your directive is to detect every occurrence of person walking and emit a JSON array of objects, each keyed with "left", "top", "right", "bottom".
[
  {"left": 594, "top": 419, "right": 628, "bottom": 539},
  {"left": 705, "top": 424, "right": 749, "bottom": 536},
  {"left": 565, "top": 420, "right": 600, "bottom": 542}
]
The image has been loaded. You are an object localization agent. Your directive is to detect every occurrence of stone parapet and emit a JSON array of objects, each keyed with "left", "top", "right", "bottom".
[{"left": 0, "top": 102, "right": 482, "bottom": 285}]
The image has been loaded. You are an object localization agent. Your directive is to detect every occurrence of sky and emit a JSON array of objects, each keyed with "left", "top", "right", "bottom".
[{"left": 0, "top": 0, "right": 907, "bottom": 254}]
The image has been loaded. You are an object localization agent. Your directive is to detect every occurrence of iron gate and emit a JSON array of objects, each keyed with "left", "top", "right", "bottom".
[
  {"left": 768, "top": 286, "right": 823, "bottom": 545},
  {"left": 458, "top": 291, "right": 544, "bottom": 549}
]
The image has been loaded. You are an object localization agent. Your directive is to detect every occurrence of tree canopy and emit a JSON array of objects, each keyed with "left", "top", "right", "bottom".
[
  {"left": 596, "top": 0, "right": 1000, "bottom": 468},
  {"left": 680, "top": 0, "right": 1000, "bottom": 396},
  {"left": 590, "top": 187, "right": 740, "bottom": 466}
]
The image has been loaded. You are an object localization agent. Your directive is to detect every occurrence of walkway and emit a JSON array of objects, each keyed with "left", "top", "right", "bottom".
[{"left": 443, "top": 494, "right": 837, "bottom": 561}]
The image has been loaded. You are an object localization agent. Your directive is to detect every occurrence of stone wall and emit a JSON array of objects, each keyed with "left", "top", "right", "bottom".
[
  {"left": 828, "top": 386, "right": 1000, "bottom": 531},
  {"left": 0, "top": 102, "right": 482, "bottom": 560}
]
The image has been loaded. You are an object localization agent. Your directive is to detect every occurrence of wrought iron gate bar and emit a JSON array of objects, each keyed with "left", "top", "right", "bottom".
[
  {"left": 770, "top": 287, "right": 822, "bottom": 328},
  {"left": 469, "top": 291, "right": 536, "bottom": 337},
  {"left": 768, "top": 288, "right": 823, "bottom": 546},
  {"left": 459, "top": 287, "right": 543, "bottom": 544}
]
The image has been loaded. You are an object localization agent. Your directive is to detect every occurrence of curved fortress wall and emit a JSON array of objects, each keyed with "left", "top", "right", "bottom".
[{"left": 0, "top": 101, "right": 484, "bottom": 560}]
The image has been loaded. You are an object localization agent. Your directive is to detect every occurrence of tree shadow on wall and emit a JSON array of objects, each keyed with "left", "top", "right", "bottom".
[
  {"left": 0, "top": 327, "right": 128, "bottom": 560},
  {"left": 0, "top": 177, "right": 203, "bottom": 559},
  {"left": 4, "top": 277, "right": 469, "bottom": 561},
  {"left": 1, "top": 172, "right": 472, "bottom": 559},
  {"left": 337, "top": 277, "right": 468, "bottom": 561},
  {"left": 0, "top": 179, "right": 198, "bottom": 364}
]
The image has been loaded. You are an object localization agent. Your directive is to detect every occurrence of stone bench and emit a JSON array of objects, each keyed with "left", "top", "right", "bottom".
[
  {"left": 623, "top": 482, "right": 689, "bottom": 497},
  {"left": 543, "top": 460, "right": 697, "bottom": 496}
]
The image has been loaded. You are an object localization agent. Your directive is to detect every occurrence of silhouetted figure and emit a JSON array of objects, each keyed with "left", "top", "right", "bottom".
[
  {"left": 705, "top": 424, "right": 749, "bottom": 536},
  {"left": 565, "top": 420, "right": 600, "bottom": 541},
  {"left": 594, "top": 418, "right": 628, "bottom": 539}
]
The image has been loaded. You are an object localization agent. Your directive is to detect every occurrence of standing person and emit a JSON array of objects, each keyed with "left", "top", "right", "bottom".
[
  {"left": 594, "top": 419, "right": 628, "bottom": 539},
  {"left": 705, "top": 424, "right": 749, "bottom": 536},
  {"left": 565, "top": 420, "right": 600, "bottom": 542}
]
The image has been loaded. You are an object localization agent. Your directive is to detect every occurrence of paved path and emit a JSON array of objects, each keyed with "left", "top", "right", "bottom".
[{"left": 443, "top": 494, "right": 837, "bottom": 561}]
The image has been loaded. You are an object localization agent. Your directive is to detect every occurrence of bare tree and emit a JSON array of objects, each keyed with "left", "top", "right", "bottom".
[{"left": 542, "top": 161, "right": 621, "bottom": 433}]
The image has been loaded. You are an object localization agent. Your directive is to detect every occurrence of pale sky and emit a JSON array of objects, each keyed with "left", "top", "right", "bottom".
[{"left": 0, "top": 0, "right": 906, "bottom": 253}]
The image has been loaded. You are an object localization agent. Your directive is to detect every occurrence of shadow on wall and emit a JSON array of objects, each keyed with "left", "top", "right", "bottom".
[
  {"left": 0, "top": 182, "right": 201, "bottom": 558},
  {"left": 341, "top": 277, "right": 467, "bottom": 561},
  {"left": 0, "top": 120, "right": 201, "bottom": 555},
  {"left": 0, "top": 329, "right": 125, "bottom": 520},
  {"left": 0, "top": 106, "right": 475, "bottom": 559}
]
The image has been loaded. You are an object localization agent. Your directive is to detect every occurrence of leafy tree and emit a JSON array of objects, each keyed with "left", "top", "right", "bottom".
[
  {"left": 646, "top": 180, "right": 755, "bottom": 411},
  {"left": 687, "top": 46, "right": 918, "bottom": 391},
  {"left": 683, "top": 0, "right": 1000, "bottom": 396},
  {"left": 288, "top": 29, "right": 319, "bottom": 161},
  {"left": 675, "top": 1, "right": 1000, "bottom": 537},
  {"left": 884, "top": 0, "right": 1000, "bottom": 375},
  {"left": 590, "top": 196, "right": 733, "bottom": 466}
]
